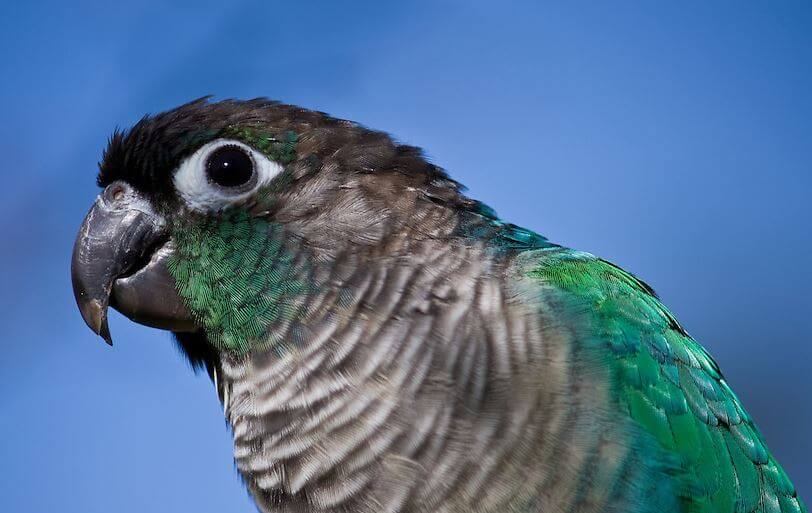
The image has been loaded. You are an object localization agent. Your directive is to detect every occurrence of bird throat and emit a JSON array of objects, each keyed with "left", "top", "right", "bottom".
[{"left": 167, "top": 209, "right": 310, "bottom": 355}]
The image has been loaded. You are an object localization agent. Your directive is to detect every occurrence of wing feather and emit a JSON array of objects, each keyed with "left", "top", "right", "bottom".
[{"left": 530, "top": 249, "right": 805, "bottom": 513}]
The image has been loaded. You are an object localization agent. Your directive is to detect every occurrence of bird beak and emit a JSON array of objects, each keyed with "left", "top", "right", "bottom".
[{"left": 71, "top": 181, "right": 197, "bottom": 345}]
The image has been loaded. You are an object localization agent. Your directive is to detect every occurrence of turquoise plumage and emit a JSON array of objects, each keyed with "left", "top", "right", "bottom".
[{"left": 529, "top": 249, "right": 804, "bottom": 513}]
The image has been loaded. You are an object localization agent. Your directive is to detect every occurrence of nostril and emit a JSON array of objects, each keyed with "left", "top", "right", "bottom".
[{"left": 103, "top": 181, "right": 129, "bottom": 203}]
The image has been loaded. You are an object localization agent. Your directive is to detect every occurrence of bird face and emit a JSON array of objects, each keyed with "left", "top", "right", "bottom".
[
  {"left": 71, "top": 99, "right": 305, "bottom": 347},
  {"left": 71, "top": 98, "right": 462, "bottom": 351}
]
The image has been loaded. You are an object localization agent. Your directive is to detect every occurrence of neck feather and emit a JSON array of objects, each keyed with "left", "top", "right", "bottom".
[
  {"left": 169, "top": 209, "right": 313, "bottom": 354},
  {"left": 210, "top": 234, "right": 612, "bottom": 513}
]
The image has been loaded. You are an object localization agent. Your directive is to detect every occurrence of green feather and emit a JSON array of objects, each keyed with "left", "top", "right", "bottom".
[
  {"left": 529, "top": 248, "right": 806, "bottom": 513},
  {"left": 168, "top": 209, "right": 309, "bottom": 354}
]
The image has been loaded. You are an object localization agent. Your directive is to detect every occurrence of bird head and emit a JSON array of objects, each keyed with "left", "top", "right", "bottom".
[{"left": 71, "top": 98, "right": 468, "bottom": 353}]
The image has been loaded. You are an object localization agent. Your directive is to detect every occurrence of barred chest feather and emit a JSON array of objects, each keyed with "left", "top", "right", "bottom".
[{"left": 210, "top": 241, "right": 655, "bottom": 513}]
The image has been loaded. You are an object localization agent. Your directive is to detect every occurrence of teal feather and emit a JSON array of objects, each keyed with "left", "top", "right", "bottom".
[{"left": 529, "top": 248, "right": 806, "bottom": 513}]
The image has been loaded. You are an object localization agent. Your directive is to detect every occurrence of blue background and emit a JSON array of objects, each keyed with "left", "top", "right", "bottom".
[{"left": 0, "top": 1, "right": 809, "bottom": 511}]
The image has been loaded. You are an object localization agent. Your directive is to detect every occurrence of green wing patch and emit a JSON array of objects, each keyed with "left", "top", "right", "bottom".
[{"left": 530, "top": 249, "right": 805, "bottom": 513}]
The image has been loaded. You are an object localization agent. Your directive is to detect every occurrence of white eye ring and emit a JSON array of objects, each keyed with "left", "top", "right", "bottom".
[{"left": 173, "top": 138, "right": 284, "bottom": 212}]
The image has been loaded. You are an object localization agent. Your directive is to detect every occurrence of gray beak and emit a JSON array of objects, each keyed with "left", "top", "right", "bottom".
[{"left": 71, "top": 181, "right": 196, "bottom": 344}]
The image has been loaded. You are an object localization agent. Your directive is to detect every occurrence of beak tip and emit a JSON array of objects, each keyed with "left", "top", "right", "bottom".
[
  {"left": 77, "top": 297, "right": 114, "bottom": 346},
  {"left": 99, "top": 320, "right": 114, "bottom": 346}
]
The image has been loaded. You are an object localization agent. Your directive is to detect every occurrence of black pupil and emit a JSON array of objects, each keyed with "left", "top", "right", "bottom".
[{"left": 206, "top": 146, "right": 254, "bottom": 187}]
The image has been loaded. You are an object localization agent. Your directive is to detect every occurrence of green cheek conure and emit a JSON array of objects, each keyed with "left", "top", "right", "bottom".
[{"left": 71, "top": 98, "right": 806, "bottom": 513}]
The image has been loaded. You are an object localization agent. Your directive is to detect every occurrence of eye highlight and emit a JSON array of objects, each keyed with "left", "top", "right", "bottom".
[
  {"left": 206, "top": 145, "right": 255, "bottom": 188},
  {"left": 173, "top": 139, "right": 284, "bottom": 212}
]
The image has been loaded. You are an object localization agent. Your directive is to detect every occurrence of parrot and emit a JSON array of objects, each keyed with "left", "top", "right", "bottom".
[{"left": 71, "top": 98, "right": 805, "bottom": 513}]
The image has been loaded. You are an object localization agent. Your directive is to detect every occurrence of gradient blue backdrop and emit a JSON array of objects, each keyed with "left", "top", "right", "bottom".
[{"left": 1, "top": 2, "right": 809, "bottom": 512}]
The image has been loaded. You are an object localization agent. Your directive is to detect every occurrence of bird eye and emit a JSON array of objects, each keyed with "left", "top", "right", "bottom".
[
  {"left": 206, "top": 145, "right": 254, "bottom": 188},
  {"left": 173, "top": 138, "right": 284, "bottom": 212}
]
